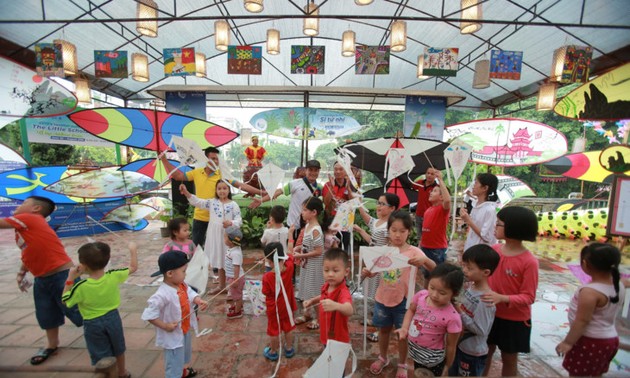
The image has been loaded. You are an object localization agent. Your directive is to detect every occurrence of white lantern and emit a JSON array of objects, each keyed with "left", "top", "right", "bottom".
[
  {"left": 303, "top": 2, "right": 319, "bottom": 37},
  {"left": 53, "top": 39, "right": 78, "bottom": 76},
  {"left": 536, "top": 83, "right": 557, "bottom": 111},
  {"left": 341, "top": 30, "right": 356, "bottom": 57},
  {"left": 472, "top": 59, "right": 490, "bottom": 89},
  {"left": 132, "top": 53, "right": 150, "bottom": 82},
  {"left": 460, "top": 0, "right": 482, "bottom": 34},
  {"left": 215, "top": 20, "right": 230, "bottom": 51},
  {"left": 267, "top": 29, "right": 280, "bottom": 55},
  {"left": 136, "top": 0, "right": 158, "bottom": 37},
  {"left": 390, "top": 21, "right": 406, "bottom": 52}
]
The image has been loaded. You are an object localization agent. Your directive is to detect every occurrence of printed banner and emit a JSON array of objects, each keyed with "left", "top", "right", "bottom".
[
  {"left": 163, "top": 47, "right": 196, "bottom": 77},
  {"left": 94, "top": 50, "right": 128, "bottom": 78},
  {"left": 489, "top": 50, "right": 523, "bottom": 80},
  {"left": 291, "top": 46, "right": 325, "bottom": 74},
  {"left": 0, "top": 160, "right": 28, "bottom": 217},
  {"left": 25, "top": 113, "right": 114, "bottom": 147},
  {"left": 34, "top": 43, "right": 64, "bottom": 77},
  {"left": 355, "top": 45, "right": 390, "bottom": 75},
  {"left": 423, "top": 47, "right": 458, "bottom": 77},
  {"left": 227, "top": 45, "right": 262, "bottom": 75},
  {"left": 403, "top": 96, "right": 446, "bottom": 140},
  {"left": 165, "top": 91, "right": 206, "bottom": 120},
  {"left": 561, "top": 45, "right": 592, "bottom": 83}
]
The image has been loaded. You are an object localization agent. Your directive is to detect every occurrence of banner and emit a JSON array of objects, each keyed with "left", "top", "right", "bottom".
[
  {"left": 34, "top": 43, "right": 64, "bottom": 77},
  {"left": 355, "top": 46, "right": 390, "bottom": 75},
  {"left": 25, "top": 114, "right": 114, "bottom": 147},
  {"left": 489, "top": 50, "right": 523, "bottom": 80},
  {"left": 165, "top": 91, "right": 207, "bottom": 120},
  {"left": 0, "top": 160, "right": 28, "bottom": 217},
  {"left": 94, "top": 50, "right": 128, "bottom": 78},
  {"left": 403, "top": 96, "right": 446, "bottom": 140},
  {"left": 163, "top": 47, "right": 196, "bottom": 77},
  {"left": 291, "top": 46, "right": 325, "bottom": 74},
  {"left": 227, "top": 46, "right": 262, "bottom": 75},
  {"left": 249, "top": 108, "right": 361, "bottom": 139}
]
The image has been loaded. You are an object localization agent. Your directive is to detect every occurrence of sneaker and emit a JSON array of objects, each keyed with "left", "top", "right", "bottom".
[
  {"left": 263, "top": 346, "right": 279, "bottom": 361},
  {"left": 284, "top": 347, "right": 295, "bottom": 358},
  {"left": 227, "top": 308, "right": 243, "bottom": 319}
]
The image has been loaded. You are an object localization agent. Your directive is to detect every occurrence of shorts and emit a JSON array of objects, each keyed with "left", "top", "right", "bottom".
[
  {"left": 266, "top": 308, "right": 296, "bottom": 337},
  {"left": 487, "top": 317, "right": 531, "bottom": 353},
  {"left": 191, "top": 219, "right": 208, "bottom": 248},
  {"left": 227, "top": 277, "right": 244, "bottom": 301},
  {"left": 164, "top": 331, "right": 192, "bottom": 378},
  {"left": 421, "top": 247, "right": 447, "bottom": 266},
  {"left": 448, "top": 348, "right": 487, "bottom": 377},
  {"left": 562, "top": 335, "right": 619, "bottom": 376},
  {"left": 34, "top": 270, "right": 83, "bottom": 329},
  {"left": 84, "top": 309, "right": 126, "bottom": 365},
  {"left": 372, "top": 297, "right": 407, "bottom": 329}
]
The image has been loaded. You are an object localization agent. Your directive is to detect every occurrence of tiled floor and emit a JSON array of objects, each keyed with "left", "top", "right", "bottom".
[{"left": 0, "top": 221, "right": 628, "bottom": 377}]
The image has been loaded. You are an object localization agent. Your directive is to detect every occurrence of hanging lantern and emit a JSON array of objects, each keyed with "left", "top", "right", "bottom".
[
  {"left": 132, "top": 53, "right": 149, "bottom": 82},
  {"left": 550, "top": 46, "right": 568, "bottom": 82},
  {"left": 241, "top": 128, "right": 253, "bottom": 147},
  {"left": 472, "top": 59, "right": 490, "bottom": 89},
  {"left": 74, "top": 77, "right": 91, "bottom": 104},
  {"left": 266, "top": 29, "right": 280, "bottom": 55},
  {"left": 355, "top": 0, "right": 374, "bottom": 4},
  {"left": 303, "top": 2, "right": 319, "bottom": 37},
  {"left": 460, "top": 0, "right": 482, "bottom": 34},
  {"left": 53, "top": 39, "right": 78, "bottom": 76},
  {"left": 341, "top": 30, "right": 356, "bottom": 57},
  {"left": 244, "top": 0, "right": 263, "bottom": 13},
  {"left": 195, "top": 52, "right": 206, "bottom": 77},
  {"left": 417, "top": 55, "right": 428, "bottom": 79},
  {"left": 390, "top": 21, "right": 406, "bottom": 52},
  {"left": 136, "top": 0, "right": 158, "bottom": 38},
  {"left": 536, "top": 83, "right": 557, "bottom": 111},
  {"left": 215, "top": 20, "right": 230, "bottom": 51}
]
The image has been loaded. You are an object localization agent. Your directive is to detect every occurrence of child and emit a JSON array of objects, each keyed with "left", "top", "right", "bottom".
[
  {"left": 420, "top": 170, "right": 451, "bottom": 265},
  {"left": 163, "top": 217, "right": 195, "bottom": 258},
  {"left": 294, "top": 197, "right": 326, "bottom": 330},
  {"left": 142, "top": 251, "right": 209, "bottom": 378},
  {"left": 460, "top": 173, "right": 499, "bottom": 251},
  {"left": 482, "top": 206, "right": 539, "bottom": 377},
  {"left": 0, "top": 196, "right": 83, "bottom": 365},
  {"left": 556, "top": 243, "right": 626, "bottom": 377},
  {"left": 449, "top": 244, "right": 500, "bottom": 377},
  {"left": 62, "top": 241, "right": 138, "bottom": 378},
  {"left": 303, "top": 248, "right": 354, "bottom": 346},
  {"left": 260, "top": 205, "right": 289, "bottom": 255},
  {"left": 224, "top": 226, "right": 245, "bottom": 319},
  {"left": 396, "top": 263, "right": 464, "bottom": 377},
  {"left": 180, "top": 181, "right": 242, "bottom": 294},
  {"left": 322, "top": 217, "right": 340, "bottom": 250},
  {"left": 261, "top": 242, "right": 297, "bottom": 361},
  {"left": 363, "top": 210, "right": 436, "bottom": 378}
]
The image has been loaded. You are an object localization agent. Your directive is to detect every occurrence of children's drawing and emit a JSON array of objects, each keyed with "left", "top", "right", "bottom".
[
  {"left": 163, "top": 47, "right": 195, "bottom": 77},
  {"left": 561, "top": 45, "right": 592, "bottom": 84},
  {"left": 423, "top": 47, "right": 459, "bottom": 77},
  {"left": 330, "top": 198, "right": 361, "bottom": 233},
  {"left": 35, "top": 43, "right": 64, "bottom": 77},
  {"left": 489, "top": 50, "right": 523, "bottom": 80},
  {"left": 291, "top": 45, "right": 325, "bottom": 74},
  {"left": 244, "top": 280, "right": 266, "bottom": 316},
  {"left": 227, "top": 45, "right": 262, "bottom": 75},
  {"left": 443, "top": 139, "right": 472, "bottom": 185},
  {"left": 385, "top": 147, "right": 415, "bottom": 185},
  {"left": 94, "top": 50, "right": 128, "bottom": 78},
  {"left": 355, "top": 45, "right": 390, "bottom": 75}
]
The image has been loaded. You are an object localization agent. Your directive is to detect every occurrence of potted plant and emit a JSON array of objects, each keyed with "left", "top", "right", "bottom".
[{"left": 159, "top": 202, "right": 173, "bottom": 238}]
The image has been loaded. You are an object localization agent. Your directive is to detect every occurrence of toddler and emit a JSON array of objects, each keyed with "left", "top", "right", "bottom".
[
  {"left": 224, "top": 226, "right": 245, "bottom": 319},
  {"left": 260, "top": 205, "right": 289, "bottom": 254},
  {"left": 163, "top": 217, "right": 195, "bottom": 258}
]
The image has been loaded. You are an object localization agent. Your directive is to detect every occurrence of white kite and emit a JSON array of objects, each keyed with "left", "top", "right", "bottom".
[
  {"left": 303, "top": 339, "right": 357, "bottom": 378},
  {"left": 169, "top": 135, "right": 207, "bottom": 169},
  {"left": 270, "top": 247, "right": 296, "bottom": 378},
  {"left": 254, "top": 162, "right": 284, "bottom": 195},
  {"left": 384, "top": 147, "right": 415, "bottom": 185},
  {"left": 185, "top": 245, "right": 209, "bottom": 296},
  {"left": 330, "top": 197, "right": 362, "bottom": 286},
  {"left": 336, "top": 147, "right": 360, "bottom": 190},
  {"left": 443, "top": 138, "right": 472, "bottom": 239},
  {"left": 244, "top": 280, "right": 266, "bottom": 316}
]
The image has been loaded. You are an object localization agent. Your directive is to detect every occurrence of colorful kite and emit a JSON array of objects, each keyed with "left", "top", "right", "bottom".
[
  {"left": 543, "top": 151, "right": 630, "bottom": 183},
  {"left": 119, "top": 158, "right": 191, "bottom": 184}
]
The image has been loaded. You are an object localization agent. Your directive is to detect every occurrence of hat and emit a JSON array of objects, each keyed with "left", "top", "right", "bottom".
[
  {"left": 150, "top": 250, "right": 189, "bottom": 277},
  {"left": 225, "top": 226, "right": 242, "bottom": 246},
  {"left": 305, "top": 159, "right": 321, "bottom": 169}
]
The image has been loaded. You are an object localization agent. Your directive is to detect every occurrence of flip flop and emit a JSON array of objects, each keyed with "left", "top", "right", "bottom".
[
  {"left": 30, "top": 347, "right": 58, "bottom": 365},
  {"left": 306, "top": 320, "right": 320, "bottom": 330},
  {"left": 367, "top": 332, "right": 379, "bottom": 342}
]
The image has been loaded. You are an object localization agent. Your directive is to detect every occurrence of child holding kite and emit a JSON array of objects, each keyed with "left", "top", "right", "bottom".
[{"left": 460, "top": 173, "right": 499, "bottom": 251}]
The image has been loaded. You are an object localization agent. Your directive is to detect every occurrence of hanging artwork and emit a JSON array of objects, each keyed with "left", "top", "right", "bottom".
[
  {"left": 423, "top": 47, "right": 459, "bottom": 77},
  {"left": 163, "top": 47, "right": 196, "bottom": 77},
  {"left": 561, "top": 45, "right": 592, "bottom": 84},
  {"left": 403, "top": 95, "right": 446, "bottom": 140},
  {"left": 355, "top": 45, "right": 390, "bottom": 75},
  {"left": 291, "top": 45, "right": 325, "bottom": 74},
  {"left": 227, "top": 45, "right": 262, "bottom": 75},
  {"left": 34, "top": 43, "right": 64, "bottom": 77},
  {"left": 489, "top": 50, "right": 523, "bottom": 80},
  {"left": 94, "top": 50, "right": 128, "bottom": 78}
]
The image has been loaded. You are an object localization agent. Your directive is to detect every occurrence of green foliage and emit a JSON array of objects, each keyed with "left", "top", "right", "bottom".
[
  {"left": 240, "top": 208, "right": 268, "bottom": 248},
  {"left": 264, "top": 141, "right": 302, "bottom": 169},
  {"left": 312, "top": 142, "right": 338, "bottom": 170},
  {"left": 72, "top": 146, "right": 117, "bottom": 166}
]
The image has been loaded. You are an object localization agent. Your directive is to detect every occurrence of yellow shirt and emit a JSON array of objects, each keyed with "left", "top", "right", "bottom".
[{"left": 186, "top": 168, "right": 222, "bottom": 222}]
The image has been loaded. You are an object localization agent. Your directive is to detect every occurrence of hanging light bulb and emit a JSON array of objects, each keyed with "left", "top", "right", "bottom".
[
  {"left": 136, "top": 0, "right": 158, "bottom": 38},
  {"left": 355, "top": 0, "right": 374, "bottom": 4},
  {"left": 303, "top": 2, "right": 319, "bottom": 37},
  {"left": 417, "top": 55, "right": 428, "bottom": 79},
  {"left": 473, "top": 58, "right": 490, "bottom": 89},
  {"left": 244, "top": 0, "right": 263, "bottom": 13},
  {"left": 550, "top": 46, "right": 568, "bottom": 82},
  {"left": 132, "top": 53, "right": 149, "bottom": 82},
  {"left": 53, "top": 39, "right": 78, "bottom": 76},
  {"left": 266, "top": 29, "right": 280, "bottom": 55},
  {"left": 460, "top": 0, "right": 482, "bottom": 34},
  {"left": 215, "top": 20, "right": 230, "bottom": 51},
  {"left": 195, "top": 52, "right": 206, "bottom": 77},
  {"left": 536, "top": 82, "right": 557, "bottom": 111},
  {"left": 341, "top": 30, "right": 356, "bottom": 57},
  {"left": 390, "top": 21, "right": 406, "bottom": 52},
  {"left": 74, "top": 77, "right": 91, "bottom": 104}
]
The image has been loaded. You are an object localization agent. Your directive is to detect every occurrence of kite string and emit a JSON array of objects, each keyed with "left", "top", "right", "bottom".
[{"left": 86, "top": 216, "right": 123, "bottom": 240}]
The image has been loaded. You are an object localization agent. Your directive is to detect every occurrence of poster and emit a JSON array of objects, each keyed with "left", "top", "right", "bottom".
[
  {"left": 608, "top": 176, "right": 630, "bottom": 237},
  {"left": 163, "top": 47, "right": 196, "bottom": 77},
  {"left": 291, "top": 45, "right": 325, "bottom": 74},
  {"left": 0, "top": 160, "right": 27, "bottom": 217},
  {"left": 165, "top": 91, "right": 207, "bottom": 120},
  {"left": 561, "top": 45, "right": 592, "bottom": 83},
  {"left": 94, "top": 50, "right": 128, "bottom": 78},
  {"left": 489, "top": 50, "right": 523, "bottom": 80},
  {"left": 227, "top": 45, "right": 262, "bottom": 75},
  {"left": 423, "top": 47, "right": 459, "bottom": 77},
  {"left": 403, "top": 96, "right": 446, "bottom": 140},
  {"left": 34, "top": 43, "right": 64, "bottom": 77},
  {"left": 25, "top": 113, "right": 114, "bottom": 147},
  {"left": 355, "top": 45, "right": 390, "bottom": 75}
]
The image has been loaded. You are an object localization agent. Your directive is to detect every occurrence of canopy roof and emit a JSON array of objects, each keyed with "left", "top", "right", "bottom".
[{"left": 0, "top": 0, "right": 628, "bottom": 111}]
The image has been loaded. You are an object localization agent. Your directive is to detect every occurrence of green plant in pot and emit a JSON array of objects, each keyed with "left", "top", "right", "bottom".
[{"left": 159, "top": 203, "right": 173, "bottom": 238}]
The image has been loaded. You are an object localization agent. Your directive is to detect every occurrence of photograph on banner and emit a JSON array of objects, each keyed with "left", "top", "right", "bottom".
[
  {"left": 423, "top": 47, "right": 458, "bottom": 77},
  {"left": 163, "top": 47, "right": 196, "bottom": 77},
  {"left": 355, "top": 45, "right": 390, "bottom": 75},
  {"left": 403, "top": 95, "right": 446, "bottom": 140},
  {"left": 489, "top": 50, "right": 523, "bottom": 80},
  {"left": 291, "top": 46, "right": 325, "bottom": 74},
  {"left": 25, "top": 113, "right": 114, "bottom": 147},
  {"left": 94, "top": 50, "right": 128, "bottom": 78},
  {"left": 165, "top": 91, "right": 207, "bottom": 120},
  {"left": 227, "top": 45, "right": 262, "bottom": 75},
  {"left": 34, "top": 43, "right": 64, "bottom": 77}
]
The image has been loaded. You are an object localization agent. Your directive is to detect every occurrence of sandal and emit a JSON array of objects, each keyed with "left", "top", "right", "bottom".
[
  {"left": 294, "top": 315, "right": 311, "bottom": 325},
  {"left": 396, "top": 363, "right": 409, "bottom": 378},
  {"left": 367, "top": 331, "right": 379, "bottom": 342},
  {"left": 30, "top": 347, "right": 57, "bottom": 365},
  {"left": 208, "top": 286, "right": 224, "bottom": 295},
  {"left": 306, "top": 320, "right": 320, "bottom": 330},
  {"left": 369, "top": 355, "right": 390, "bottom": 375},
  {"left": 263, "top": 346, "right": 279, "bottom": 361},
  {"left": 118, "top": 373, "right": 131, "bottom": 378},
  {"left": 182, "top": 367, "right": 197, "bottom": 378}
]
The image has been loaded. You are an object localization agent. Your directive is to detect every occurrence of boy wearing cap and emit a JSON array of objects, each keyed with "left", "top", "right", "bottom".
[
  {"left": 224, "top": 226, "right": 245, "bottom": 319},
  {"left": 142, "top": 251, "right": 209, "bottom": 378}
]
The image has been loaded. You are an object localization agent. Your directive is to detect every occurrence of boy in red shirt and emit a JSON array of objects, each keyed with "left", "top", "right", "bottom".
[
  {"left": 420, "top": 170, "right": 451, "bottom": 266},
  {"left": 0, "top": 196, "right": 83, "bottom": 365}
]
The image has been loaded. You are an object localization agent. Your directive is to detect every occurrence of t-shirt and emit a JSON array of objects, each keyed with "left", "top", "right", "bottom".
[
  {"left": 421, "top": 204, "right": 450, "bottom": 249},
  {"left": 224, "top": 246, "right": 244, "bottom": 279},
  {"left": 375, "top": 246, "right": 426, "bottom": 307},
  {"left": 262, "top": 255, "right": 297, "bottom": 317},
  {"left": 185, "top": 168, "right": 222, "bottom": 222},
  {"left": 260, "top": 227, "right": 289, "bottom": 255},
  {"left": 283, "top": 178, "right": 321, "bottom": 228},
  {"left": 463, "top": 201, "right": 497, "bottom": 251},
  {"left": 569, "top": 282, "right": 626, "bottom": 339},
  {"left": 162, "top": 240, "right": 196, "bottom": 258},
  {"left": 488, "top": 244, "right": 538, "bottom": 321},
  {"left": 319, "top": 282, "right": 352, "bottom": 344},
  {"left": 5, "top": 213, "right": 71, "bottom": 277},
  {"left": 62, "top": 268, "right": 129, "bottom": 320},
  {"left": 322, "top": 179, "right": 351, "bottom": 217},
  {"left": 413, "top": 179, "right": 437, "bottom": 217},
  {"left": 407, "top": 290, "right": 462, "bottom": 350},
  {"left": 458, "top": 288, "right": 496, "bottom": 356}
]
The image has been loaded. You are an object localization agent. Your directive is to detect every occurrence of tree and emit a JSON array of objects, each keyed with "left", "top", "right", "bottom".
[
  {"left": 313, "top": 142, "right": 338, "bottom": 170},
  {"left": 264, "top": 141, "right": 301, "bottom": 170}
]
